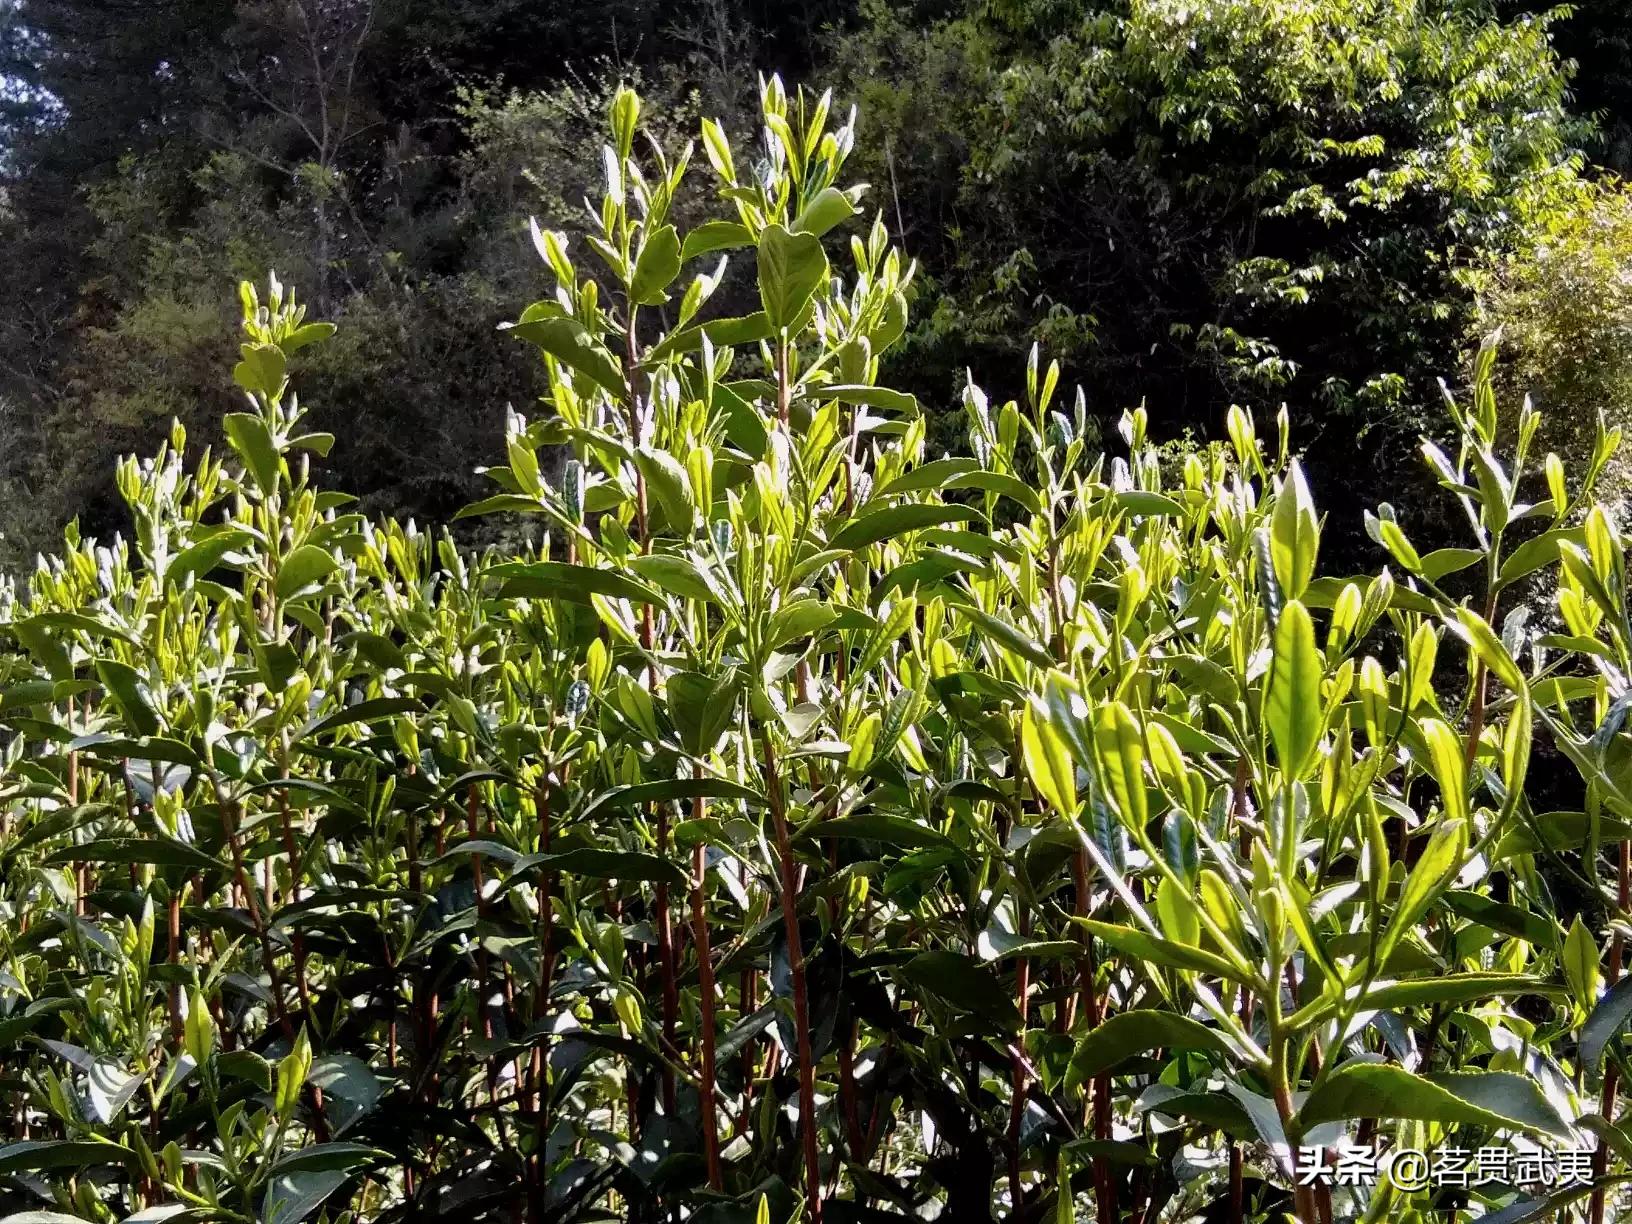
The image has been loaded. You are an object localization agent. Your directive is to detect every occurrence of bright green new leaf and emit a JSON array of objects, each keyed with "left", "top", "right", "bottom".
[
  {"left": 504, "top": 316, "right": 626, "bottom": 397},
  {"left": 1377, "top": 817, "right": 1466, "bottom": 966},
  {"left": 1448, "top": 606, "right": 1527, "bottom": 694},
  {"left": 1564, "top": 916, "right": 1602, "bottom": 1010},
  {"left": 757, "top": 223, "right": 828, "bottom": 330},
  {"left": 631, "top": 225, "right": 682, "bottom": 305},
  {"left": 275, "top": 545, "right": 338, "bottom": 602},
  {"left": 635, "top": 448, "right": 696, "bottom": 535},
  {"left": 1419, "top": 718, "right": 1468, "bottom": 824},
  {"left": 224, "top": 413, "right": 282, "bottom": 493},
  {"left": 1270, "top": 459, "right": 1319, "bottom": 600},
  {"left": 1265, "top": 600, "right": 1321, "bottom": 777},
  {"left": 793, "top": 186, "right": 855, "bottom": 237},
  {"left": 1092, "top": 701, "right": 1148, "bottom": 830},
  {"left": 680, "top": 220, "right": 754, "bottom": 263},
  {"left": 1022, "top": 697, "right": 1077, "bottom": 815},
  {"left": 232, "top": 342, "right": 286, "bottom": 399}
]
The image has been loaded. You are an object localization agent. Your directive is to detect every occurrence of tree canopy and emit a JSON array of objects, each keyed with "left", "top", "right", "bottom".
[{"left": 0, "top": 0, "right": 1625, "bottom": 561}]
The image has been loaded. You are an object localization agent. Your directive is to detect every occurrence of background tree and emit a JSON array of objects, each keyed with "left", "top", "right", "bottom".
[
  {"left": 829, "top": 0, "right": 1587, "bottom": 552},
  {"left": 1, "top": 0, "right": 1626, "bottom": 570}
]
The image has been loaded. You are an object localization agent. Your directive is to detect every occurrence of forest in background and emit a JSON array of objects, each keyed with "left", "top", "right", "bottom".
[
  {"left": 2, "top": 7, "right": 1632, "bottom": 1223},
  {"left": 3, "top": 0, "right": 1632, "bottom": 566}
]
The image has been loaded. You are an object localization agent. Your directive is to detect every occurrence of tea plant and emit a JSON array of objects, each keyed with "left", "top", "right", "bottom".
[{"left": 1, "top": 80, "right": 1630, "bottom": 1224}]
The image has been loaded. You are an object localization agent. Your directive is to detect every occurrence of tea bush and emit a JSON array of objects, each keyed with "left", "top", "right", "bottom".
[{"left": 1, "top": 82, "right": 1630, "bottom": 1224}]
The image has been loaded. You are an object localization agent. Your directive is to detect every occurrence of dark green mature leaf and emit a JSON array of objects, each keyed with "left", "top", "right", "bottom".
[
  {"left": 811, "top": 385, "right": 918, "bottom": 416},
  {"left": 899, "top": 951, "right": 1020, "bottom": 1028},
  {"left": 580, "top": 778, "right": 762, "bottom": 819},
  {"left": 1137, "top": 1088, "right": 1254, "bottom": 1139},
  {"left": 1481, "top": 1179, "right": 1632, "bottom": 1224},
  {"left": 452, "top": 493, "right": 547, "bottom": 520},
  {"left": 268, "top": 1143, "right": 389, "bottom": 1176},
  {"left": 1297, "top": 1064, "right": 1572, "bottom": 1138},
  {"left": 1, "top": 680, "right": 59, "bottom": 711},
  {"left": 1494, "top": 810, "right": 1632, "bottom": 861},
  {"left": 1066, "top": 1011, "right": 1232, "bottom": 1089},
  {"left": 94, "top": 659, "right": 160, "bottom": 736},
  {"left": 649, "top": 312, "right": 775, "bottom": 362},
  {"left": 666, "top": 670, "right": 741, "bottom": 755},
  {"left": 1582, "top": 976, "right": 1632, "bottom": 1071},
  {"left": 1357, "top": 975, "right": 1562, "bottom": 1012},
  {"left": 511, "top": 848, "right": 686, "bottom": 888},
  {"left": 1496, "top": 527, "right": 1584, "bottom": 590},
  {"left": 170, "top": 529, "right": 255, "bottom": 584},
  {"left": 875, "top": 458, "right": 980, "bottom": 497},
  {"left": 0, "top": 998, "right": 73, "bottom": 1045},
  {"left": 261, "top": 1169, "right": 349, "bottom": 1224},
  {"left": 1440, "top": 890, "right": 1557, "bottom": 947},
  {"left": 13, "top": 619, "right": 71, "bottom": 681},
  {"left": 829, "top": 505, "right": 981, "bottom": 552},
  {"left": 299, "top": 697, "right": 423, "bottom": 739},
  {"left": 635, "top": 448, "right": 695, "bottom": 534},
  {"left": 490, "top": 561, "right": 657, "bottom": 605},
  {"left": 1073, "top": 919, "right": 1241, "bottom": 981},
  {"left": 504, "top": 316, "right": 625, "bottom": 397},
  {"left": 1419, "top": 547, "right": 1483, "bottom": 581},
  {"left": 46, "top": 837, "right": 220, "bottom": 873},
  {"left": 1110, "top": 491, "right": 1184, "bottom": 517},
  {"left": 944, "top": 470, "right": 1043, "bottom": 512},
  {"left": 956, "top": 604, "right": 1054, "bottom": 669},
  {"left": 0, "top": 1140, "right": 136, "bottom": 1175},
  {"left": 818, "top": 812, "right": 954, "bottom": 850},
  {"left": 631, "top": 225, "right": 682, "bottom": 305},
  {"left": 218, "top": 1050, "right": 274, "bottom": 1090},
  {"left": 630, "top": 555, "right": 719, "bottom": 604}
]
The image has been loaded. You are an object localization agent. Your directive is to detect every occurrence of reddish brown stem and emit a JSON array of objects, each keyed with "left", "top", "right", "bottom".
[
  {"left": 738, "top": 965, "right": 758, "bottom": 1137},
  {"left": 1008, "top": 916, "right": 1032, "bottom": 1207},
  {"left": 656, "top": 806, "right": 678, "bottom": 1117},
  {"left": 1073, "top": 848, "right": 1117, "bottom": 1223},
  {"left": 278, "top": 780, "right": 313, "bottom": 1019},
  {"left": 468, "top": 784, "right": 493, "bottom": 1043},
  {"left": 1589, "top": 839, "right": 1631, "bottom": 1224},
  {"left": 691, "top": 778, "right": 723, "bottom": 1190},
  {"left": 223, "top": 799, "right": 292, "bottom": 1039},
  {"left": 761, "top": 731, "right": 823, "bottom": 1223},
  {"left": 167, "top": 889, "right": 184, "bottom": 1045},
  {"left": 528, "top": 779, "right": 557, "bottom": 1223},
  {"left": 69, "top": 736, "right": 84, "bottom": 917}
]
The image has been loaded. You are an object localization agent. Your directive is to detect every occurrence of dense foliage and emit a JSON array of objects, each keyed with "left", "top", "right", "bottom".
[
  {"left": 2, "top": 0, "right": 1630, "bottom": 568},
  {"left": 2, "top": 85, "right": 1631, "bottom": 1224},
  {"left": 831, "top": 0, "right": 1586, "bottom": 516},
  {"left": 1473, "top": 184, "right": 1632, "bottom": 513}
]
